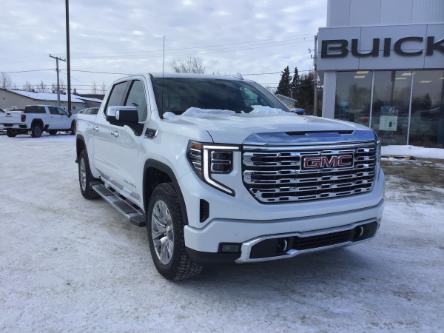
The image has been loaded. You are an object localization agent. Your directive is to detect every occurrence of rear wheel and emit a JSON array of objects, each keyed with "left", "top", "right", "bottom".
[
  {"left": 31, "top": 123, "right": 43, "bottom": 138},
  {"left": 78, "top": 149, "right": 100, "bottom": 200},
  {"left": 147, "top": 183, "right": 203, "bottom": 281},
  {"left": 49, "top": 130, "right": 57, "bottom": 135},
  {"left": 6, "top": 129, "right": 17, "bottom": 137}
]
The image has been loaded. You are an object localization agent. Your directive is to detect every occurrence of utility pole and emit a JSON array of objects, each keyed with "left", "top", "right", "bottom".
[
  {"left": 65, "top": 0, "right": 71, "bottom": 114},
  {"left": 49, "top": 54, "right": 66, "bottom": 106}
]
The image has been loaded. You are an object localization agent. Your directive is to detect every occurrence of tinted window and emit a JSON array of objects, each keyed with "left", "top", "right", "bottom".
[
  {"left": 48, "top": 107, "right": 60, "bottom": 115},
  {"left": 106, "top": 81, "right": 129, "bottom": 113},
  {"left": 125, "top": 80, "right": 147, "bottom": 121},
  {"left": 152, "top": 78, "right": 286, "bottom": 116},
  {"left": 24, "top": 106, "right": 46, "bottom": 114}
]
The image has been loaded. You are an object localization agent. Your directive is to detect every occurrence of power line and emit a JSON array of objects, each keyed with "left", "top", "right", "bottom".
[{"left": 1, "top": 69, "right": 54, "bottom": 74}]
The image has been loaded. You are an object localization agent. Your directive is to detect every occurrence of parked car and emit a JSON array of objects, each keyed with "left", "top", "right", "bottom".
[
  {"left": 75, "top": 73, "right": 384, "bottom": 281},
  {"left": 71, "top": 107, "right": 99, "bottom": 133},
  {"left": 0, "top": 105, "right": 75, "bottom": 137}
]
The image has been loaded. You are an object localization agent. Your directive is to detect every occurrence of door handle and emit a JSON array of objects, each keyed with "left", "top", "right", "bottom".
[
  {"left": 93, "top": 126, "right": 99, "bottom": 132},
  {"left": 111, "top": 130, "right": 119, "bottom": 138}
]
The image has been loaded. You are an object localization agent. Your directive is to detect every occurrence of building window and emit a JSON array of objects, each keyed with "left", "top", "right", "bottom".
[
  {"left": 371, "top": 71, "right": 412, "bottom": 145},
  {"left": 334, "top": 71, "right": 372, "bottom": 126},
  {"left": 409, "top": 70, "right": 444, "bottom": 148}
]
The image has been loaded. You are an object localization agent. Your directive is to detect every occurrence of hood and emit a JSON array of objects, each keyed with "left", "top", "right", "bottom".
[{"left": 164, "top": 111, "right": 372, "bottom": 144}]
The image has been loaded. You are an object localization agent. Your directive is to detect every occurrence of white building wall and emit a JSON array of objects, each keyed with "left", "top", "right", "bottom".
[{"left": 327, "top": 0, "right": 444, "bottom": 27}]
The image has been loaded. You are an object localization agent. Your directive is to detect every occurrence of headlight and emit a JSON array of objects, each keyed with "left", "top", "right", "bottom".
[{"left": 187, "top": 141, "right": 239, "bottom": 195}]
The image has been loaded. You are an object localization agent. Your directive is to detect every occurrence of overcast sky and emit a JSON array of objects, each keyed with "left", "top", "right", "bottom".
[{"left": 0, "top": 0, "right": 326, "bottom": 93}]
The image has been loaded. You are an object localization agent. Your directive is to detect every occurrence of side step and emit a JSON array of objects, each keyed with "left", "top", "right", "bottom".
[{"left": 92, "top": 184, "right": 146, "bottom": 227}]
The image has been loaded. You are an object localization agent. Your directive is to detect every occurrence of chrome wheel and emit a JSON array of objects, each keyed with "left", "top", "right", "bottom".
[
  {"left": 79, "top": 157, "right": 87, "bottom": 191},
  {"left": 151, "top": 200, "right": 174, "bottom": 265}
]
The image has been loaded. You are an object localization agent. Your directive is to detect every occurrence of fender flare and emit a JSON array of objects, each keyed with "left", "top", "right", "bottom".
[{"left": 143, "top": 159, "right": 189, "bottom": 225}]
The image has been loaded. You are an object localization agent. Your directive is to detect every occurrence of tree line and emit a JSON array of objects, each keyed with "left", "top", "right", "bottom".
[{"left": 275, "top": 66, "right": 317, "bottom": 114}]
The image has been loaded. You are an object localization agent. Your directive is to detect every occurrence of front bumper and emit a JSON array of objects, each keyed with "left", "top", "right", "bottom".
[{"left": 184, "top": 197, "right": 384, "bottom": 261}]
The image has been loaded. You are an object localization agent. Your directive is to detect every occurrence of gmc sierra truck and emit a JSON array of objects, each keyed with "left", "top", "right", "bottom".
[
  {"left": 75, "top": 73, "right": 384, "bottom": 281},
  {"left": 0, "top": 105, "right": 75, "bottom": 137}
]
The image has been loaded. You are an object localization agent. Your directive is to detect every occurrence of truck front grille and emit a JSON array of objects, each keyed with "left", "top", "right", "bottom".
[{"left": 242, "top": 142, "right": 377, "bottom": 203}]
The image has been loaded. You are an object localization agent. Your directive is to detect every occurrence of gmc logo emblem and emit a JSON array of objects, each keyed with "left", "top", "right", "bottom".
[{"left": 302, "top": 154, "right": 354, "bottom": 170}]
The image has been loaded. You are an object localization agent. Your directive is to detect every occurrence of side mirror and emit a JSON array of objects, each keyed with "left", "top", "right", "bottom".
[
  {"left": 289, "top": 108, "right": 305, "bottom": 115},
  {"left": 107, "top": 106, "right": 139, "bottom": 125}
]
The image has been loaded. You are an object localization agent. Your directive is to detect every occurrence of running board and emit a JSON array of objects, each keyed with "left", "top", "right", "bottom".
[{"left": 92, "top": 184, "right": 146, "bottom": 227}]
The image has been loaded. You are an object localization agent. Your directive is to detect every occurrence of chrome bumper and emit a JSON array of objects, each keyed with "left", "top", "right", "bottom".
[{"left": 236, "top": 218, "right": 380, "bottom": 263}]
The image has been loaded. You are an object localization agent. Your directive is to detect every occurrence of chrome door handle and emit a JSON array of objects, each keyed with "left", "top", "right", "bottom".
[
  {"left": 93, "top": 126, "right": 99, "bottom": 132},
  {"left": 111, "top": 130, "right": 119, "bottom": 138}
]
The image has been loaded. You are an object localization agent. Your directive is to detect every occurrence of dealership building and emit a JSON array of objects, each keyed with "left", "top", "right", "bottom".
[{"left": 317, "top": 0, "right": 444, "bottom": 147}]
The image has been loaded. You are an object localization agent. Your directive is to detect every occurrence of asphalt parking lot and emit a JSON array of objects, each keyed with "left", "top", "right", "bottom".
[{"left": 1, "top": 135, "right": 443, "bottom": 333}]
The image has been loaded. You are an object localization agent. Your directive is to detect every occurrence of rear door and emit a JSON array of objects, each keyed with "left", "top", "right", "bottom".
[
  {"left": 92, "top": 80, "right": 130, "bottom": 184},
  {"left": 48, "top": 106, "right": 62, "bottom": 129}
]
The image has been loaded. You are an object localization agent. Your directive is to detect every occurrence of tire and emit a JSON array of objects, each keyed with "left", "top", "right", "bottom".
[
  {"left": 78, "top": 149, "right": 100, "bottom": 200},
  {"left": 49, "top": 130, "right": 57, "bottom": 135},
  {"left": 70, "top": 121, "right": 76, "bottom": 135},
  {"left": 147, "top": 183, "right": 203, "bottom": 281},
  {"left": 6, "top": 129, "right": 17, "bottom": 137},
  {"left": 31, "top": 123, "right": 43, "bottom": 138}
]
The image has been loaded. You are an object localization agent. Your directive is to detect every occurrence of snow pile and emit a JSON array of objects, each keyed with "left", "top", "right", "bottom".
[
  {"left": 249, "top": 105, "right": 290, "bottom": 116},
  {"left": 163, "top": 105, "right": 290, "bottom": 120},
  {"left": 382, "top": 145, "right": 444, "bottom": 160}
]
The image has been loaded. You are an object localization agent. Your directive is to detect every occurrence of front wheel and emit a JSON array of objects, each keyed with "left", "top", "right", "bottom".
[
  {"left": 70, "top": 121, "right": 76, "bottom": 135},
  {"left": 147, "top": 183, "right": 203, "bottom": 281}
]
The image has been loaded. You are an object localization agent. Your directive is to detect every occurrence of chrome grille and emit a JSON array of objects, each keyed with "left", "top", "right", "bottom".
[{"left": 242, "top": 142, "right": 377, "bottom": 203}]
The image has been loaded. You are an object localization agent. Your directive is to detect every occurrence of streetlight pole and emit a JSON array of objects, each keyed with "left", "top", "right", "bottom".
[{"left": 65, "top": 0, "right": 71, "bottom": 113}]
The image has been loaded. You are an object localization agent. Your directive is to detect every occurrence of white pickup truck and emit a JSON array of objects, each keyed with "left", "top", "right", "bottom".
[
  {"left": 0, "top": 105, "right": 75, "bottom": 137},
  {"left": 75, "top": 73, "right": 384, "bottom": 280}
]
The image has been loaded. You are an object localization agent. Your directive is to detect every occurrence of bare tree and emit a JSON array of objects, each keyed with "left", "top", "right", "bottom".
[
  {"left": 1, "top": 72, "right": 13, "bottom": 89},
  {"left": 171, "top": 57, "right": 205, "bottom": 74},
  {"left": 91, "top": 81, "right": 97, "bottom": 94},
  {"left": 36, "top": 81, "right": 47, "bottom": 93},
  {"left": 100, "top": 82, "right": 107, "bottom": 94},
  {"left": 23, "top": 81, "right": 33, "bottom": 92}
]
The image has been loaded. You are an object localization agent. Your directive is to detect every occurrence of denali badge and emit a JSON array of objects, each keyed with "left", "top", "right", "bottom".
[{"left": 302, "top": 154, "right": 354, "bottom": 170}]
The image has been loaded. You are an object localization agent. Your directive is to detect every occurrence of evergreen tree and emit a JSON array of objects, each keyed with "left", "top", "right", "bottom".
[
  {"left": 276, "top": 66, "right": 291, "bottom": 97},
  {"left": 290, "top": 67, "right": 299, "bottom": 99}
]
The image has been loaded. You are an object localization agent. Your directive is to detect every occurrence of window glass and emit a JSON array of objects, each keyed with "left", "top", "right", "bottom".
[
  {"left": 57, "top": 107, "right": 67, "bottom": 116},
  {"left": 48, "top": 107, "right": 60, "bottom": 115},
  {"left": 152, "top": 78, "right": 285, "bottom": 116},
  {"left": 371, "top": 71, "right": 412, "bottom": 145},
  {"left": 125, "top": 80, "right": 147, "bottom": 121},
  {"left": 106, "top": 81, "right": 129, "bottom": 114},
  {"left": 24, "top": 106, "right": 46, "bottom": 114},
  {"left": 409, "top": 70, "right": 444, "bottom": 148},
  {"left": 334, "top": 71, "right": 372, "bottom": 126}
]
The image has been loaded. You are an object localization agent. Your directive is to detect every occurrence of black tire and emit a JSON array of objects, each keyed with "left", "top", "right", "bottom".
[
  {"left": 147, "top": 183, "right": 203, "bottom": 281},
  {"left": 31, "top": 123, "right": 43, "bottom": 138},
  {"left": 78, "top": 149, "right": 100, "bottom": 200},
  {"left": 49, "top": 130, "right": 57, "bottom": 135},
  {"left": 6, "top": 129, "right": 17, "bottom": 137},
  {"left": 70, "top": 121, "right": 76, "bottom": 135}
]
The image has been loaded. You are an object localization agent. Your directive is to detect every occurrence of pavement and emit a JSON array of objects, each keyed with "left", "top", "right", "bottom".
[{"left": 0, "top": 134, "right": 443, "bottom": 333}]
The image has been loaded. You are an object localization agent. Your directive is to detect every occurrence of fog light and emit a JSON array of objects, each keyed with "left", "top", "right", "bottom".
[{"left": 220, "top": 243, "right": 241, "bottom": 253}]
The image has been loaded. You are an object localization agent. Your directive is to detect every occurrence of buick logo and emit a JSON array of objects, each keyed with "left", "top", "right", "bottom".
[{"left": 302, "top": 154, "right": 354, "bottom": 170}]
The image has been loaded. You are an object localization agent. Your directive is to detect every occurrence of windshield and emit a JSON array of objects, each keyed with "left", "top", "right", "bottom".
[{"left": 152, "top": 78, "right": 288, "bottom": 117}]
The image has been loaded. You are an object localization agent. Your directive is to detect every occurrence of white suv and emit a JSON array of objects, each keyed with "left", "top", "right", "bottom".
[{"left": 75, "top": 73, "right": 384, "bottom": 280}]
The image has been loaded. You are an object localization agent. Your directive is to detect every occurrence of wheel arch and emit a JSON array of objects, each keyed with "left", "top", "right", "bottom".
[
  {"left": 76, "top": 134, "right": 86, "bottom": 161},
  {"left": 31, "top": 118, "right": 44, "bottom": 128},
  {"left": 143, "top": 159, "right": 189, "bottom": 225}
]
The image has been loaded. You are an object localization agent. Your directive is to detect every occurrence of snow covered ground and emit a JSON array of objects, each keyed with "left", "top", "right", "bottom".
[
  {"left": 382, "top": 145, "right": 444, "bottom": 160},
  {"left": 1, "top": 135, "right": 444, "bottom": 333}
]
